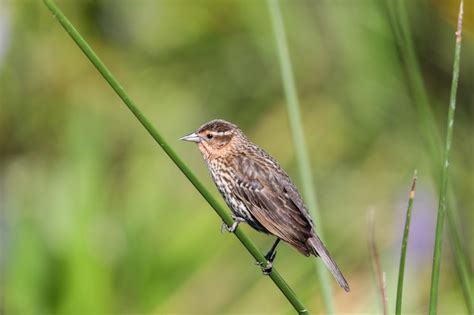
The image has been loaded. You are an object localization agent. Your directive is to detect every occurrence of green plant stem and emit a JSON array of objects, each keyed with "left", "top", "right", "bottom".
[
  {"left": 395, "top": 171, "right": 417, "bottom": 315},
  {"left": 446, "top": 203, "right": 473, "bottom": 312},
  {"left": 390, "top": 0, "right": 441, "bottom": 164},
  {"left": 42, "top": 0, "right": 309, "bottom": 313},
  {"left": 429, "top": 1, "right": 464, "bottom": 313},
  {"left": 384, "top": 0, "right": 472, "bottom": 312},
  {"left": 267, "top": 0, "right": 335, "bottom": 313},
  {"left": 368, "top": 209, "right": 388, "bottom": 315}
]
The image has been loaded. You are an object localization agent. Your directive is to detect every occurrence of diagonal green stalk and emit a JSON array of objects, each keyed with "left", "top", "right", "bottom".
[
  {"left": 385, "top": 0, "right": 441, "bottom": 164},
  {"left": 267, "top": 0, "right": 335, "bottom": 313},
  {"left": 429, "top": 1, "right": 465, "bottom": 313},
  {"left": 395, "top": 171, "right": 418, "bottom": 315},
  {"left": 42, "top": 0, "right": 309, "bottom": 314},
  {"left": 384, "top": 0, "right": 472, "bottom": 312}
]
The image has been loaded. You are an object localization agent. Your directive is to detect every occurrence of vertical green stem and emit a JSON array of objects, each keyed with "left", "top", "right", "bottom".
[
  {"left": 446, "top": 208, "right": 474, "bottom": 312},
  {"left": 395, "top": 171, "right": 417, "bottom": 315},
  {"left": 368, "top": 209, "right": 388, "bottom": 315},
  {"left": 42, "top": 0, "right": 309, "bottom": 313},
  {"left": 267, "top": 0, "right": 335, "bottom": 313},
  {"left": 429, "top": 1, "right": 464, "bottom": 314}
]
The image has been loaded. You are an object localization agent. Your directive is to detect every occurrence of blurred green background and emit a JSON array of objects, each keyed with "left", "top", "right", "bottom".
[{"left": 0, "top": 0, "right": 472, "bottom": 314}]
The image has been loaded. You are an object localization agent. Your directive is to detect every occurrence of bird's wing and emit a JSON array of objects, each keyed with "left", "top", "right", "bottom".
[{"left": 231, "top": 154, "right": 312, "bottom": 253}]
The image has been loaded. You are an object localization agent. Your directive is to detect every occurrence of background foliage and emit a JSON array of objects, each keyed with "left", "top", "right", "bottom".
[{"left": 0, "top": 0, "right": 472, "bottom": 314}]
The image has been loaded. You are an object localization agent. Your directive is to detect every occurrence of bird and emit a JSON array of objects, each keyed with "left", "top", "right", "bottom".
[{"left": 180, "top": 119, "right": 350, "bottom": 292}]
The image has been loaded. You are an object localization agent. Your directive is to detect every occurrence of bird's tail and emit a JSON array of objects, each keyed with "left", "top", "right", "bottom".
[{"left": 307, "top": 235, "right": 350, "bottom": 292}]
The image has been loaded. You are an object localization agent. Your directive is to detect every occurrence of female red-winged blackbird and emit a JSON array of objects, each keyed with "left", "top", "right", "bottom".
[{"left": 181, "top": 119, "right": 349, "bottom": 292}]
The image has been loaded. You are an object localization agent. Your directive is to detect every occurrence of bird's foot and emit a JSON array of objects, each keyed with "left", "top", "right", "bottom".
[
  {"left": 256, "top": 260, "right": 273, "bottom": 275},
  {"left": 255, "top": 243, "right": 278, "bottom": 275},
  {"left": 221, "top": 216, "right": 245, "bottom": 233}
]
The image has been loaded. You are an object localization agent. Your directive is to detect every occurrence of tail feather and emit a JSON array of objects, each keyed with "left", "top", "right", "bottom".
[{"left": 307, "top": 235, "right": 350, "bottom": 292}]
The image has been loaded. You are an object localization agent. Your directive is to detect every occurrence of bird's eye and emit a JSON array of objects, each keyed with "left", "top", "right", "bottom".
[{"left": 206, "top": 134, "right": 213, "bottom": 139}]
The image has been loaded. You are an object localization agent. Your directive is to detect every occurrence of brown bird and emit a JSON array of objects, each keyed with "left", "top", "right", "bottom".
[{"left": 180, "top": 119, "right": 349, "bottom": 292}]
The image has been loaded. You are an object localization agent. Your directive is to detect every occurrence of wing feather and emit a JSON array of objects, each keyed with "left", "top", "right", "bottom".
[{"left": 231, "top": 153, "right": 312, "bottom": 254}]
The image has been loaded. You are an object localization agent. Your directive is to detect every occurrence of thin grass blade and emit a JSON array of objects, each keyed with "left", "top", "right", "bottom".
[
  {"left": 267, "top": 0, "right": 336, "bottom": 313},
  {"left": 395, "top": 171, "right": 418, "bottom": 315},
  {"left": 368, "top": 209, "right": 388, "bottom": 315},
  {"left": 429, "top": 1, "right": 465, "bottom": 313}
]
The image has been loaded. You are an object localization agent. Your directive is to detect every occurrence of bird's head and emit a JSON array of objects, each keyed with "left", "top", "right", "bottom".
[{"left": 180, "top": 119, "right": 245, "bottom": 159}]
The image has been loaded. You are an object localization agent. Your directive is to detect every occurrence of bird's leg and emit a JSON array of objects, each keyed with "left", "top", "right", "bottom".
[
  {"left": 258, "top": 238, "right": 281, "bottom": 275},
  {"left": 265, "top": 238, "right": 281, "bottom": 262},
  {"left": 221, "top": 216, "right": 246, "bottom": 233}
]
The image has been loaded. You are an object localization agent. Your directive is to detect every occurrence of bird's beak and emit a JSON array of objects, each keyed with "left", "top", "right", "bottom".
[{"left": 179, "top": 132, "right": 202, "bottom": 143}]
